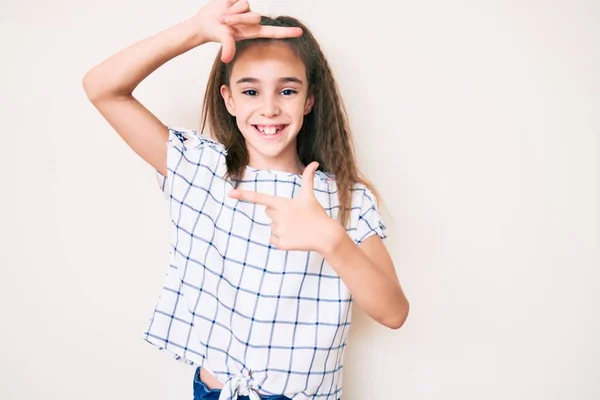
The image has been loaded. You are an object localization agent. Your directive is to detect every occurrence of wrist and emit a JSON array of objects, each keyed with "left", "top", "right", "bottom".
[
  {"left": 318, "top": 220, "right": 349, "bottom": 258},
  {"left": 179, "top": 16, "right": 210, "bottom": 48}
]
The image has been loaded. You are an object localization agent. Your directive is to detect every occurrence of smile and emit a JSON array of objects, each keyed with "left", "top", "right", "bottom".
[{"left": 252, "top": 124, "right": 289, "bottom": 138}]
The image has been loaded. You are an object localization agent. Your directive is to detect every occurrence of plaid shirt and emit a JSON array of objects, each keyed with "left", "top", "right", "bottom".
[{"left": 143, "top": 127, "right": 387, "bottom": 400}]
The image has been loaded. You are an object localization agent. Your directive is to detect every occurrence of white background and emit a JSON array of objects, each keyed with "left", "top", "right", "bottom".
[{"left": 1, "top": 0, "right": 598, "bottom": 399}]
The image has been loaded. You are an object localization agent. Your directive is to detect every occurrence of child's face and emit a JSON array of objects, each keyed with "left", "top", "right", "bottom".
[{"left": 220, "top": 42, "right": 314, "bottom": 171}]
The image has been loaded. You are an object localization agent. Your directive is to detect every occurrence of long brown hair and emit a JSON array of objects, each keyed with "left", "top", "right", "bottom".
[{"left": 201, "top": 15, "right": 382, "bottom": 228}]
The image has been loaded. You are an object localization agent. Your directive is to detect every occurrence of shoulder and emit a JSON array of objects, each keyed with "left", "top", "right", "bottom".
[
  {"left": 350, "top": 181, "right": 387, "bottom": 244},
  {"left": 350, "top": 181, "right": 378, "bottom": 205},
  {"left": 167, "top": 126, "right": 227, "bottom": 156},
  {"left": 162, "top": 126, "right": 230, "bottom": 185}
]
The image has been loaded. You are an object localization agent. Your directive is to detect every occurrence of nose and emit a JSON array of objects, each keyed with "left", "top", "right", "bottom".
[{"left": 260, "top": 94, "right": 280, "bottom": 118}]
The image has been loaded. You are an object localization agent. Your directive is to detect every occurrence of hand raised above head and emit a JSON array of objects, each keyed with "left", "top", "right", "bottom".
[{"left": 192, "top": 0, "right": 303, "bottom": 63}]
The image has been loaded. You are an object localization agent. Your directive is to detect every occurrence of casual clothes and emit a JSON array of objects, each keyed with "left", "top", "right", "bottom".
[{"left": 143, "top": 127, "right": 386, "bottom": 400}]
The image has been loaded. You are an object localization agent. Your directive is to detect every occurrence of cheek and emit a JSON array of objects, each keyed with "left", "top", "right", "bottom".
[
  {"left": 231, "top": 98, "right": 253, "bottom": 118},
  {"left": 286, "top": 98, "right": 309, "bottom": 116},
  {"left": 233, "top": 106, "right": 255, "bottom": 134}
]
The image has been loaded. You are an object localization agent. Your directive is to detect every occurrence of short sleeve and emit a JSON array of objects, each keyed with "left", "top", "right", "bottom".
[
  {"left": 155, "top": 126, "right": 225, "bottom": 199},
  {"left": 354, "top": 186, "right": 388, "bottom": 245},
  {"left": 156, "top": 127, "right": 227, "bottom": 201},
  {"left": 156, "top": 127, "right": 192, "bottom": 197}
]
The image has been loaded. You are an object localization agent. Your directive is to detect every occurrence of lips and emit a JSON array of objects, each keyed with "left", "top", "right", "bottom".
[
  {"left": 252, "top": 124, "right": 289, "bottom": 140},
  {"left": 252, "top": 124, "right": 287, "bottom": 135}
]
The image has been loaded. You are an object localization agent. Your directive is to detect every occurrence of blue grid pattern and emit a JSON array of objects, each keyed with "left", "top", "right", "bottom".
[{"left": 143, "top": 127, "right": 387, "bottom": 400}]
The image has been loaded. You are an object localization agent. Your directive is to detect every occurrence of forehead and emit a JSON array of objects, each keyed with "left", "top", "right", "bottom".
[{"left": 230, "top": 42, "right": 306, "bottom": 82}]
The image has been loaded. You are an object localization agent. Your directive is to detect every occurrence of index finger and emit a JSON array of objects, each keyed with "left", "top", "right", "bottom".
[
  {"left": 228, "top": 189, "right": 279, "bottom": 207},
  {"left": 256, "top": 26, "right": 303, "bottom": 39}
]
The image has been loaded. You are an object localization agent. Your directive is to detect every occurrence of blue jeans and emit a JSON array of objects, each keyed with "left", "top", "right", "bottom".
[{"left": 193, "top": 367, "right": 292, "bottom": 400}]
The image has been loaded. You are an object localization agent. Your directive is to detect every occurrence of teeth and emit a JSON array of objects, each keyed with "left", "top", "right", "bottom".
[{"left": 257, "top": 125, "right": 283, "bottom": 135}]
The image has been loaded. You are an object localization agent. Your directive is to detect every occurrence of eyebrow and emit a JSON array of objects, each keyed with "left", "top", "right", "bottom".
[{"left": 235, "top": 77, "right": 304, "bottom": 85}]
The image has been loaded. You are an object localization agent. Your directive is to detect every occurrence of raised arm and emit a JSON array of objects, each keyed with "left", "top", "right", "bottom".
[{"left": 82, "top": 0, "right": 302, "bottom": 177}]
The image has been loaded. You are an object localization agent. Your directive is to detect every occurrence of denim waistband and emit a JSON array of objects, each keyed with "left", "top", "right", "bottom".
[{"left": 193, "top": 366, "right": 292, "bottom": 400}]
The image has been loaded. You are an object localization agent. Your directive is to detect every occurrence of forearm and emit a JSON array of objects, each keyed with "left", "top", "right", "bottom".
[
  {"left": 321, "top": 224, "right": 409, "bottom": 329},
  {"left": 83, "top": 18, "right": 205, "bottom": 101}
]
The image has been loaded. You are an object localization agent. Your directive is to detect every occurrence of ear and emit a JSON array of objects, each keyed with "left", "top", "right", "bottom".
[
  {"left": 304, "top": 93, "right": 315, "bottom": 115},
  {"left": 220, "top": 85, "right": 236, "bottom": 116}
]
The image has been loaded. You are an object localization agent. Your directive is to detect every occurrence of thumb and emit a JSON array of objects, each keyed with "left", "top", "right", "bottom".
[
  {"left": 300, "top": 161, "right": 319, "bottom": 198},
  {"left": 220, "top": 36, "right": 236, "bottom": 63}
]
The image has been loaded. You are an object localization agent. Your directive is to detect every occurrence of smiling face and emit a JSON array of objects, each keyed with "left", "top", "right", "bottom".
[{"left": 220, "top": 41, "right": 314, "bottom": 174}]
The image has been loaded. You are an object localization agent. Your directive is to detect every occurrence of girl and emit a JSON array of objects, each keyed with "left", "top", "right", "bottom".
[{"left": 83, "top": 0, "right": 409, "bottom": 399}]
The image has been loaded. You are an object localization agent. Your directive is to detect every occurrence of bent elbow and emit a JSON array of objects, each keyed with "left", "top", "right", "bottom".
[
  {"left": 82, "top": 72, "right": 99, "bottom": 102},
  {"left": 384, "top": 301, "right": 410, "bottom": 330}
]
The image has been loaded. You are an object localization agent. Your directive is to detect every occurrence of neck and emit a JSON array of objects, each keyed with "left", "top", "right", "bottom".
[
  {"left": 247, "top": 146, "right": 305, "bottom": 174},
  {"left": 248, "top": 158, "right": 305, "bottom": 174}
]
